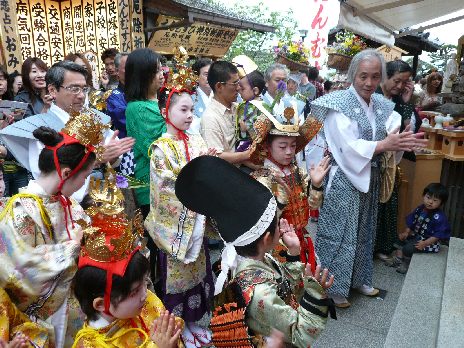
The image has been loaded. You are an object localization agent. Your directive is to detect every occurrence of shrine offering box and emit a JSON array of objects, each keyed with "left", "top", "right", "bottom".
[
  {"left": 421, "top": 127, "right": 443, "bottom": 151},
  {"left": 439, "top": 129, "right": 464, "bottom": 160}
]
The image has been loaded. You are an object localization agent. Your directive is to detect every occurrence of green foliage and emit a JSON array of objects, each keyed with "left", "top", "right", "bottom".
[
  {"left": 427, "top": 44, "right": 457, "bottom": 72},
  {"left": 405, "top": 57, "right": 436, "bottom": 77},
  {"left": 221, "top": 2, "right": 298, "bottom": 72}
]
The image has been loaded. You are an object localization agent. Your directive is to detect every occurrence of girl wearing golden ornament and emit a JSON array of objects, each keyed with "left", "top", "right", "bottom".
[
  {"left": 145, "top": 50, "right": 216, "bottom": 347},
  {"left": 0, "top": 110, "right": 107, "bottom": 348},
  {"left": 72, "top": 169, "right": 184, "bottom": 348}
]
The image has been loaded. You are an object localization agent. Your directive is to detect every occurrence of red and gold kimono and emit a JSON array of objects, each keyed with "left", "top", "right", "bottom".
[{"left": 252, "top": 159, "right": 323, "bottom": 271}]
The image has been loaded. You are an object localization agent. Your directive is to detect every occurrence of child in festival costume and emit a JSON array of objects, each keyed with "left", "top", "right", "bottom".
[
  {"left": 232, "top": 55, "right": 266, "bottom": 154},
  {"left": 175, "top": 156, "right": 336, "bottom": 348},
  {"left": 72, "top": 168, "right": 184, "bottom": 348},
  {"left": 0, "top": 287, "right": 49, "bottom": 347},
  {"left": 394, "top": 183, "right": 451, "bottom": 274},
  {"left": 144, "top": 51, "right": 216, "bottom": 347},
  {"left": 249, "top": 101, "right": 328, "bottom": 269},
  {"left": 0, "top": 109, "right": 108, "bottom": 348}
]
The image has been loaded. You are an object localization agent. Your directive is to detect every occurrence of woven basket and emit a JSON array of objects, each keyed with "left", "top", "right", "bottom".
[
  {"left": 277, "top": 55, "right": 308, "bottom": 71},
  {"left": 327, "top": 53, "right": 352, "bottom": 72}
]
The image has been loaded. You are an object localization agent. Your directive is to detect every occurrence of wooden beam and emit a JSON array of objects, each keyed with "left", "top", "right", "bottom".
[
  {"left": 144, "top": 18, "right": 192, "bottom": 32},
  {"left": 352, "top": 0, "right": 424, "bottom": 16},
  {"left": 396, "top": 14, "right": 464, "bottom": 38}
]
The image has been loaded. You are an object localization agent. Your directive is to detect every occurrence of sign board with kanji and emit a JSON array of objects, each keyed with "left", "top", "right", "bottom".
[
  {"left": 376, "top": 45, "right": 408, "bottom": 62},
  {"left": 148, "top": 15, "right": 238, "bottom": 58}
]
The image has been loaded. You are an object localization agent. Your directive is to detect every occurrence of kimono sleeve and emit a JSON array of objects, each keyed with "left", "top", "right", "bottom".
[
  {"left": 406, "top": 206, "right": 421, "bottom": 229},
  {"left": 324, "top": 110, "right": 376, "bottom": 193},
  {"left": 144, "top": 146, "right": 203, "bottom": 263},
  {"left": 430, "top": 212, "right": 451, "bottom": 240},
  {"left": 0, "top": 202, "right": 79, "bottom": 296},
  {"left": 246, "top": 277, "right": 329, "bottom": 347}
]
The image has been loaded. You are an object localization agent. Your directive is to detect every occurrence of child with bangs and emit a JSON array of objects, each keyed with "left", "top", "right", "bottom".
[{"left": 144, "top": 82, "right": 216, "bottom": 346}]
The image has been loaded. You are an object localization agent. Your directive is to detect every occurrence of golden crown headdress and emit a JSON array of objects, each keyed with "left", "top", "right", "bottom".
[
  {"left": 64, "top": 107, "right": 110, "bottom": 161},
  {"left": 79, "top": 167, "right": 144, "bottom": 264},
  {"left": 164, "top": 46, "right": 197, "bottom": 92}
]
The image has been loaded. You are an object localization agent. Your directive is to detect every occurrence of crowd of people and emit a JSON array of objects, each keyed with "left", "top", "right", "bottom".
[{"left": 0, "top": 44, "right": 451, "bottom": 348}]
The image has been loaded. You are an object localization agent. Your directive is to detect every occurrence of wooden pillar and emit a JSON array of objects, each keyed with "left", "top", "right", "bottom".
[{"left": 412, "top": 54, "right": 419, "bottom": 78}]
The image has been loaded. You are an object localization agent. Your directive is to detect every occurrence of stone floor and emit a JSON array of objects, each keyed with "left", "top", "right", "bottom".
[
  {"left": 313, "top": 259, "right": 405, "bottom": 348},
  {"left": 307, "top": 220, "right": 406, "bottom": 348}
]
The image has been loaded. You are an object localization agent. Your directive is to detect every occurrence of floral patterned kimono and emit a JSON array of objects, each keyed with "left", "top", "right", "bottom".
[
  {"left": 144, "top": 133, "right": 213, "bottom": 344},
  {"left": 0, "top": 180, "right": 90, "bottom": 348},
  {"left": 211, "top": 254, "right": 335, "bottom": 348},
  {"left": 72, "top": 291, "right": 184, "bottom": 348},
  {"left": 0, "top": 287, "right": 49, "bottom": 347}
]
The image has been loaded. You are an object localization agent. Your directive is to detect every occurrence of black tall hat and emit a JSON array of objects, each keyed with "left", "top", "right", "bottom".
[{"left": 175, "top": 156, "right": 277, "bottom": 294}]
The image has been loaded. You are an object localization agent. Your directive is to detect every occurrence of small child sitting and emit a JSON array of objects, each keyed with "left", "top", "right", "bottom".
[{"left": 396, "top": 183, "right": 451, "bottom": 274}]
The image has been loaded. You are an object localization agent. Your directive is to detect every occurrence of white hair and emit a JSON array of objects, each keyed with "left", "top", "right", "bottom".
[
  {"left": 346, "top": 49, "right": 387, "bottom": 83},
  {"left": 264, "top": 63, "right": 290, "bottom": 82}
]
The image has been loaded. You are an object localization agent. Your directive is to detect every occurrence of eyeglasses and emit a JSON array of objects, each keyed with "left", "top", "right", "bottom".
[
  {"left": 220, "top": 80, "right": 240, "bottom": 86},
  {"left": 60, "top": 85, "right": 91, "bottom": 94}
]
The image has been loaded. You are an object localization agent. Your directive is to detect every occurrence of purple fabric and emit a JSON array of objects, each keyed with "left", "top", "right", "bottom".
[
  {"left": 158, "top": 238, "right": 213, "bottom": 323},
  {"left": 106, "top": 86, "right": 128, "bottom": 138}
]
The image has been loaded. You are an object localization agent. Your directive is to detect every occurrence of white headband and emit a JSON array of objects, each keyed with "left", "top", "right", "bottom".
[{"left": 214, "top": 196, "right": 277, "bottom": 295}]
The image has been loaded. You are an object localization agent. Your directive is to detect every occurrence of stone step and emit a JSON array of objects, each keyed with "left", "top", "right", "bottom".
[
  {"left": 384, "top": 245, "right": 448, "bottom": 348},
  {"left": 436, "top": 237, "right": 464, "bottom": 347}
]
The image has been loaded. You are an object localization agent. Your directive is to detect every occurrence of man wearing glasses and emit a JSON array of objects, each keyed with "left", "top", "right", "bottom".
[
  {"left": 0, "top": 60, "right": 134, "bottom": 202},
  {"left": 200, "top": 61, "right": 251, "bottom": 165}
]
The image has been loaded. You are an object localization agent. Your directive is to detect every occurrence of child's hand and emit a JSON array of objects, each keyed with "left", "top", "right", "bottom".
[
  {"left": 309, "top": 156, "right": 331, "bottom": 188},
  {"left": 415, "top": 240, "right": 427, "bottom": 250},
  {"left": 279, "top": 219, "right": 300, "bottom": 256},
  {"left": 200, "top": 148, "right": 217, "bottom": 157},
  {"left": 398, "top": 231, "right": 408, "bottom": 241},
  {"left": 398, "top": 227, "right": 411, "bottom": 241},
  {"left": 305, "top": 264, "right": 334, "bottom": 290},
  {"left": 239, "top": 120, "right": 247, "bottom": 132},
  {"left": 0, "top": 333, "right": 30, "bottom": 348},
  {"left": 265, "top": 329, "right": 284, "bottom": 348},
  {"left": 151, "top": 310, "right": 182, "bottom": 348}
]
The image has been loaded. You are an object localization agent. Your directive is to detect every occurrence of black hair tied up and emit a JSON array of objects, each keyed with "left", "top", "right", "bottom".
[
  {"left": 32, "top": 126, "right": 96, "bottom": 174},
  {"left": 33, "top": 126, "right": 64, "bottom": 147}
]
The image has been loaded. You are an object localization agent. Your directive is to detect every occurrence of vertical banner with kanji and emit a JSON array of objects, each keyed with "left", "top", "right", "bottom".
[
  {"left": 94, "top": 0, "right": 109, "bottom": 67},
  {"left": 72, "top": 0, "right": 86, "bottom": 53},
  {"left": 106, "top": 0, "right": 120, "bottom": 49},
  {"left": 119, "top": 0, "right": 132, "bottom": 53},
  {"left": 82, "top": 1, "right": 97, "bottom": 54},
  {"left": 130, "top": 0, "right": 144, "bottom": 49},
  {"left": 16, "top": 0, "right": 35, "bottom": 62},
  {"left": 61, "top": 1, "right": 75, "bottom": 56},
  {"left": 0, "top": 1, "right": 22, "bottom": 73},
  {"left": 30, "top": 0, "right": 52, "bottom": 66},
  {"left": 307, "top": 0, "right": 332, "bottom": 70},
  {"left": 4, "top": 0, "right": 144, "bottom": 74},
  {"left": 46, "top": 1, "right": 65, "bottom": 64}
]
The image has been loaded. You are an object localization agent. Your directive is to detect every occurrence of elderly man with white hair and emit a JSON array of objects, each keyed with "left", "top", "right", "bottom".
[{"left": 311, "top": 49, "right": 428, "bottom": 308}]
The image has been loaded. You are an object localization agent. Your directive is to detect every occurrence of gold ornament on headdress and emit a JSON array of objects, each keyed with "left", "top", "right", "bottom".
[
  {"left": 79, "top": 166, "right": 145, "bottom": 263},
  {"left": 64, "top": 107, "right": 110, "bottom": 161},
  {"left": 164, "top": 46, "right": 197, "bottom": 92},
  {"left": 283, "top": 107, "right": 295, "bottom": 123},
  {"left": 88, "top": 89, "right": 113, "bottom": 111},
  {"left": 248, "top": 100, "right": 322, "bottom": 164}
]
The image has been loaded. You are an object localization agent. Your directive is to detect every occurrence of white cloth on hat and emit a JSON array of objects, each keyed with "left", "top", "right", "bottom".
[{"left": 214, "top": 196, "right": 277, "bottom": 295}]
